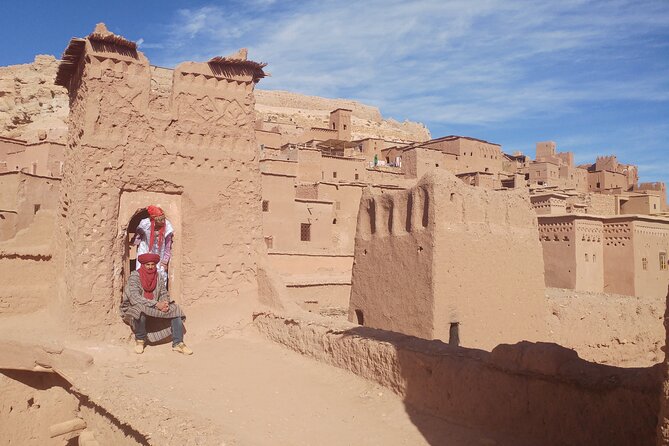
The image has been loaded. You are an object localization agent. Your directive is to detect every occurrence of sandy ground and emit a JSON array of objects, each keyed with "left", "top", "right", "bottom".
[{"left": 0, "top": 309, "right": 517, "bottom": 446}]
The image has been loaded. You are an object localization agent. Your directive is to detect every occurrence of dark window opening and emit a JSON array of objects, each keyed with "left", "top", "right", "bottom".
[
  {"left": 449, "top": 322, "right": 460, "bottom": 346},
  {"left": 355, "top": 309, "right": 364, "bottom": 325},
  {"left": 332, "top": 123, "right": 336, "bottom": 129},
  {"left": 333, "top": 171, "right": 337, "bottom": 179},
  {"left": 355, "top": 173, "right": 359, "bottom": 180},
  {"left": 33, "top": 204, "right": 41, "bottom": 214},
  {"left": 596, "top": 182, "right": 601, "bottom": 188},
  {"left": 262, "top": 200, "right": 269, "bottom": 212},
  {"left": 343, "top": 124, "right": 347, "bottom": 130},
  {"left": 332, "top": 218, "right": 337, "bottom": 224},
  {"left": 300, "top": 223, "right": 311, "bottom": 242}
]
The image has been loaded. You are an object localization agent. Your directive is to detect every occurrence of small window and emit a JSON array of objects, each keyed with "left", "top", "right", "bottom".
[
  {"left": 332, "top": 218, "right": 337, "bottom": 224},
  {"left": 355, "top": 309, "right": 364, "bottom": 325},
  {"left": 449, "top": 322, "right": 460, "bottom": 347},
  {"left": 262, "top": 200, "right": 269, "bottom": 212},
  {"left": 593, "top": 254, "right": 596, "bottom": 263},
  {"left": 333, "top": 171, "right": 337, "bottom": 179},
  {"left": 264, "top": 236, "right": 273, "bottom": 249},
  {"left": 300, "top": 223, "right": 311, "bottom": 242},
  {"left": 354, "top": 173, "right": 359, "bottom": 180},
  {"left": 596, "top": 182, "right": 601, "bottom": 188},
  {"left": 661, "top": 252, "right": 667, "bottom": 271},
  {"left": 343, "top": 124, "right": 347, "bottom": 130},
  {"left": 585, "top": 253, "right": 589, "bottom": 262},
  {"left": 335, "top": 201, "right": 341, "bottom": 210},
  {"left": 332, "top": 123, "right": 336, "bottom": 130},
  {"left": 33, "top": 204, "right": 41, "bottom": 214},
  {"left": 642, "top": 257, "right": 648, "bottom": 270}
]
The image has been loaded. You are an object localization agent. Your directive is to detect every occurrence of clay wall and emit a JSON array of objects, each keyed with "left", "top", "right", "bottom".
[
  {"left": 0, "top": 210, "right": 57, "bottom": 315},
  {"left": 636, "top": 182, "right": 667, "bottom": 211},
  {"left": 401, "top": 147, "right": 456, "bottom": 179},
  {"left": 622, "top": 194, "right": 662, "bottom": 215},
  {"left": 632, "top": 220, "right": 669, "bottom": 299},
  {"left": 329, "top": 108, "right": 352, "bottom": 141},
  {"left": 53, "top": 27, "right": 264, "bottom": 331},
  {"left": 349, "top": 184, "right": 435, "bottom": 338},
  {"left": 454, "top": 138, "right": 503, "bottom": 174},
  {"left": 317, "top": 183, "right": 363, "bottom": 254},
  {"left": 527, "top": 161, "right": 560, "bottom": 185},
  {"left": 0, "top": 172, "right": 60, "bottom": 240},
  {"left": 261, "top": 172, "right": 297, "bottom": 251},
  {"left": 303, "top": 127, "right": 338, "bottom": 143},
  {"left": 588, "top": 169, "right": 629, "bottom": 192},
  {"left": 538, "top": 217, "right": 577, "bottom": 289},
  {"left": 574, "top": 219, "right": 605, "bottom": 292},
  {"left": 350, "top": 171, "right": 549, "bottom": 349},
  {"left": 535, "top": 141, "right": 557, "bottom": 160},
  {"left": 295, "top": 148, "right": 323, "bottom": 182},
  {"left": 255, "top": 313, "right": 659, "bottom": 446},
  {"left": 320, "top": 155, "right": 366, "bottom": 183},
  {"left": 364, "top": 168, "right": 407, "bottom": 186},
  {"left": 603, "top": 220, "right": 635, "bottom": 295},
  {"left": 255, "top": 128, "right": 282, "bottom": 149},
  {"left": 259, "top": 158, "right": 298, "bottom": 177},
  {"left": 657, "top": 285, "right": 669, "bottom": 445},
  {"left": 584, "top": 192, "right": 618, "bottom": 215},
  {"left": 531, "top": 195, "right": 567, "bottom": 215},
  {"left": 294, "top": 198, "right": 335, "bottom": 252}
]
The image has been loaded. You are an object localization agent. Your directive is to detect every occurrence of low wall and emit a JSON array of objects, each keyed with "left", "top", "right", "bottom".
[
  {"left": 253, "top": 312, "right": 660, "bottom": 446},
  {"left": 284, "top": 283, "right": 351, "bottom": 311}
]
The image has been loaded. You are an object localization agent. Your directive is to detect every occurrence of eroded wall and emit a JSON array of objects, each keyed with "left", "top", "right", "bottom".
[{"left": 350, "top": 171, "right": 549, "bottom": 349}]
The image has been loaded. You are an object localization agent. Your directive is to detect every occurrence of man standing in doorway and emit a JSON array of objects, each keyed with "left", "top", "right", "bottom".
[{"left": 134, "top": 205, "right": 174, "bottom": 285}]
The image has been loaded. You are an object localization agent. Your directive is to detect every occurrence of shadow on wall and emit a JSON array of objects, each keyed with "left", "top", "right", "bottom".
[{"left": 336, "top": 325, "right": 660, "bottom": 446}]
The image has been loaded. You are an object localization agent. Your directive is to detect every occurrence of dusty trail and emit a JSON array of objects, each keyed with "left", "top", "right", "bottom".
[{"left": 70, "top": 330, "right": 504, "bottom": 446}]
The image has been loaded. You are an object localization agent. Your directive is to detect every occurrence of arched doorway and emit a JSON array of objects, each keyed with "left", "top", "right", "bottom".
[
  {"left": 123, "top": 208, "right": 150, "bottom": 283},
  {"left": 117, "top": 192, "right": 183, "bottom": 306}
]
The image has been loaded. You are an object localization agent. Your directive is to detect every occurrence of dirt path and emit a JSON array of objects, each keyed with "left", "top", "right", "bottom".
[{"left": 71, "top": 330, "right": 503, "bottom": 445}]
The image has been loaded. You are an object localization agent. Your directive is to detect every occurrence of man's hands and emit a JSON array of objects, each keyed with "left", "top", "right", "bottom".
[{"left": 156, "top": 301, "right": 170, "bottom": 313}]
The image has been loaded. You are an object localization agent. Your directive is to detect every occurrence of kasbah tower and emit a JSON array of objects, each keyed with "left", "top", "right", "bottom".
[{"left": 53, "top": 24, "right": 266, "bottom": 333}]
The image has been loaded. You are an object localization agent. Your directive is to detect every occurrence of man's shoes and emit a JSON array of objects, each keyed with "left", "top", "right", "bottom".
[
  {"left": 134, "top": 339, "right": 145, "bottom": 354},
  {"left": 172, "top": 342, "right": 193, "bottom": 355}
]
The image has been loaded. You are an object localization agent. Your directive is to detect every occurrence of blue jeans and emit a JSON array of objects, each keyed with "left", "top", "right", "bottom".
[{"left": 134, "top": 313, "right": 184, "bottom": 346}]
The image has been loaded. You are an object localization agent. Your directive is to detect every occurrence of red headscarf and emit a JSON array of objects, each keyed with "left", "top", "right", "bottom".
[
  {"left": 146, "top": 206, "right": 165, "bottom": 255},
  {"left": 137, "top": 253, "right": 160, "bottom": 300}
]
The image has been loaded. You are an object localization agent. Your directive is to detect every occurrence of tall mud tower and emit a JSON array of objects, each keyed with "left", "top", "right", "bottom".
[{"left": 54, "top": 24, "right": 265, "bottom": 333}]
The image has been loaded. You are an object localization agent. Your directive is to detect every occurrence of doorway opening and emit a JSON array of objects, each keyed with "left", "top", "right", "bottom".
[{"left": 124, "top": 208, "right": 150, "bottom": 284}]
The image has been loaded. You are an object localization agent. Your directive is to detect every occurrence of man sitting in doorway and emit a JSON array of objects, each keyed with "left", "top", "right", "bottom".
[
  {"left": 134, "top": 205, "right": 173, "bottom": 284},
  {"left": 120, "top": 253, "right": 192, "bottom": 355}
]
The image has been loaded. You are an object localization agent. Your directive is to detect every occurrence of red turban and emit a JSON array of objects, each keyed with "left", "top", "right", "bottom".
[
  {"left": 147, "top": 205, "right": 164, "bottom": 219},
  {"left": 138, "top": 253, "right": 160, "bottom": 264}
]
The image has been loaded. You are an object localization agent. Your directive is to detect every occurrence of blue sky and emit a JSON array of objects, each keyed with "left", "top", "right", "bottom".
[{"left": 2, "top": 0, "right": 668, "bottom": 183}]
